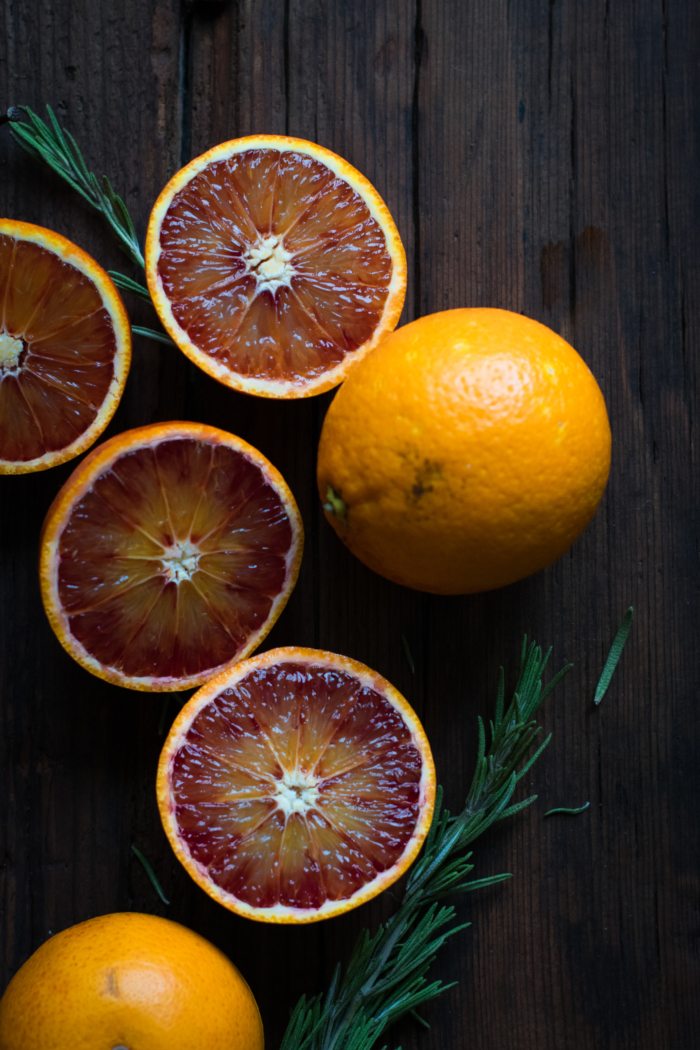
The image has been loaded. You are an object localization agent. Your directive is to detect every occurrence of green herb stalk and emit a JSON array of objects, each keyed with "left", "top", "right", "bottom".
[
  {"left": 8, "top": 105, "right": 175, "bottom": 348},
  {"left": 280, "top": 640, "right": 571, "bottom": 1050}
]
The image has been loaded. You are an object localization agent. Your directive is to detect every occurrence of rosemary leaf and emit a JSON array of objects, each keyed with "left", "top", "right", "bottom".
[
  {"left": 109, "top": 271, "right": 152, "bottom": 302},
  {"left": 594, "top": 606, "right": 634, "bottom": 704},
  {"left": 131, "top": 845, "right": 170, "bottom": 906},
  {"left": 409, "top": 1009, "right": 430, "bottom": 1030},
  {"left": 278, "top": 640, "right": 570, "bottom": 1050},
  {"left": 401, "top": 635, "right": 415, "bottom": 674},
  {"left": 545, "top": 802, "right": 590, "bottom": 817},
  {"left": 132, "top": 325, "right": 177, "bottom": 348}
]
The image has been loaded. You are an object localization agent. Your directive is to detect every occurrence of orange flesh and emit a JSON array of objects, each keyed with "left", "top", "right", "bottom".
[
  {"left": 170, "top": 662, "right": 424, "bottom": 909},
  {"left": 0, "top": 235, "right": 117, "bottom": 462},
  {"left": 156, "top": 149, "right": 393, "bottom": 384},
  {"left": 56, "top": 438, "right": 294, "bottom": 681}
]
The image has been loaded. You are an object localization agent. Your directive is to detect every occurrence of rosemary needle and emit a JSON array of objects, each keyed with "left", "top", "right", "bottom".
[
  {"left": 545, "top": 802, "right": 590, "bottom": 817},
  {"left": 594, "top": 606, "right": 634, "bottom": 705},
  {"left": 409, "top": 1009, "right": 431, "bottom": 1030},
  {"left": 401, "top": 634, "right": 416, "bottom": 673},
  {"left": 132, "top": 325, "right": 177, "bottom": 348},
  {"left": 131, "top": 845, "right": 170, "bottom": 906},
  {"left": 108, "top": 270, "right": 152, "bottom": 302}
]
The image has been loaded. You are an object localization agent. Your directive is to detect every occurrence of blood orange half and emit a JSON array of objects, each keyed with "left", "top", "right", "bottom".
[
  {"left": 145, "top": 136, "right": 406, "bottom": 399},
  {"left": 40, "top": 422, "right": 303, "bottom": 691},
  {"left": 157, "top": 648, "right": 436, "bottom": 923},
  {"left": 0, "top": 219, "right": 130, "bottom": 474}
]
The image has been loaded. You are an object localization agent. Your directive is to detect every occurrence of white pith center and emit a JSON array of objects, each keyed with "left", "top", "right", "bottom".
[
  {"left": 160, "top": 539, "right": 201, "bottom": 584},
  {"left": 274, "top": 769, "right": 320, "bottom": 817},
  {"left": 243, "top": 234, "right": 295, "bottom": 295},
  {"left": 0, "top": 332, "right": 24, "bottom": 373}
]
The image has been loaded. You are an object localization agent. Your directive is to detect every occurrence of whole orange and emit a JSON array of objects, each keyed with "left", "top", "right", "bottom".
[
  {"left": 0, "top": 912, "right": 264, "bottom": 1050},
  {"left": 317, "top": 308, "right": 611, "bottom": 594}
]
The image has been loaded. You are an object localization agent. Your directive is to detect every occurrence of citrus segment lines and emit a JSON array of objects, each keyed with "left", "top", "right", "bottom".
[
  {"left": 146, "top": 137, "right": 406, "bottom": 398},
  {"left": 158, "top": 649, "right": 435, "bottom": 922},
  {"left": 0, "top": 220, "right": 130, "bottom": 473},
  {"left": 40, "top": 423, "right": 303, "bottom": 690}
]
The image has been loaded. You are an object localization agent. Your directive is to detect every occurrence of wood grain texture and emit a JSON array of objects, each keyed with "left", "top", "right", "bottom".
[
  {"left": 0, "top": 0, "right": 698, "bottom": 1048},
  {"left": 0, "top": 0, "right": 183, "bottom": 983}
]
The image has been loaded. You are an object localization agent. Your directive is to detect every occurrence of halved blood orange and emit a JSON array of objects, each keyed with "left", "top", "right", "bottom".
[
  {"left": 0, "top": 219, "right": 130, "bottom": 474},
  {"left": 157, "top": 647, "right": 436, "bottom": 923},
  {"left": 145, "top": 136, "right": 407, "bottom": 398},
  {"left": 39, "top": 422, "right": 303, "bottom": 691}
]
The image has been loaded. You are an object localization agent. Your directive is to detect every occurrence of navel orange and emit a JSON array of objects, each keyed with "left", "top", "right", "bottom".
[
  {"left": 317, "top": 308, "right": 611, "bottom": 594},
  {"left": 0, "top": 912, "right": 264, "bottom": 1050},
  {"left": 40, "top": 421, "right": 303, "bottom": 691},
  {"left": 0, "top": 219, "right": 130, "bottom": 474},
  {"left": 157, "top": 647, "right": 436, "bottom": 923},
  {"left": 145, "top": 135, "right": 406, "bottom": 398}
]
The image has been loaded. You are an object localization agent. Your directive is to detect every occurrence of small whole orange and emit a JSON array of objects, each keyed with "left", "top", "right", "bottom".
[
  {"left": 317, "top": 308, "right": 611, "bottom": 594},
  {"left": 0, "top": 912, "right": 264, "bottom": 1050}
]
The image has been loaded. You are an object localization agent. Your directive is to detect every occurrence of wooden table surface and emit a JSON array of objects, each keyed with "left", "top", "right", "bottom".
[{"left": 1, "top": 2, "right": 698, "bottom": 1048}]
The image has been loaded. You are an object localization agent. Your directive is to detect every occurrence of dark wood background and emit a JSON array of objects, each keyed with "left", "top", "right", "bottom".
[{"left": 1, "top": 1, "right": 698, "bottom": 1047}]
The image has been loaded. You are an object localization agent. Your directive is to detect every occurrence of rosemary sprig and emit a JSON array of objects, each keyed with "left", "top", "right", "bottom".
[
  {"left": 8, "top": 105, "right": 178, "bottom": 349},
  {"left": 10, "top": 105, "right": 144, "bottom": 268},
  {"left": 279, "top": 640, "right": 571, "bottom": 1050}
]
